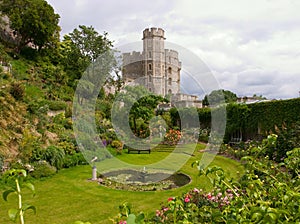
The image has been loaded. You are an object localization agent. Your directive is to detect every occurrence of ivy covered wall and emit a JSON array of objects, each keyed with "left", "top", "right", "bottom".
[{"left": 170, "top": 98, "right": 300, "bottom": 143}]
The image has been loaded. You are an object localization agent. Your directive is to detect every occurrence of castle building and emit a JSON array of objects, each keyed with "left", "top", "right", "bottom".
[{"left": 122, "top": 27, "right": 200, "bottom": 107}]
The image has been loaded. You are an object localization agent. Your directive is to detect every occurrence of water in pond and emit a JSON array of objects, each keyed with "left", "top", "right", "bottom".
[{"left": 102, "top": 169, "right": 191, "bottom": 191}]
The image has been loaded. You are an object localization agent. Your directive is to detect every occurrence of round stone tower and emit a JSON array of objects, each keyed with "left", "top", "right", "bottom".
[{"left": 142, "top": 28, "right": 166, "bottom": 95}]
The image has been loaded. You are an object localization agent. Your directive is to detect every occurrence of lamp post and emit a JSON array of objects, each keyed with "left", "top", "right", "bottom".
[{"left": 91, "top": 156, "right": 98, "bottom": 180}]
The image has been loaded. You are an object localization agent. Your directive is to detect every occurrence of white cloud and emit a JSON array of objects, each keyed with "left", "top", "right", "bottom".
[{"left": 46, "top": 0, "right": 300, "bottom": 99}]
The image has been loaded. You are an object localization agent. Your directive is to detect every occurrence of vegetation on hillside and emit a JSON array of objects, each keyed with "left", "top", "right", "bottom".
[{"left": 0, "top": 0, "right": 116, "bottom": 174}]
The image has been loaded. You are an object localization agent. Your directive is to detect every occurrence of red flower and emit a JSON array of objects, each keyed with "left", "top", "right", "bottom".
[
  {"left": 168, "top": 197, "right": 174, "bottom": 201},
  {"left": 207, "top": 193, "right": 212, "bottom": 200}
]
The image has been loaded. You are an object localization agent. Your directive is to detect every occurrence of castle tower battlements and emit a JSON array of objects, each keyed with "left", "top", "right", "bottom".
[
  {"left": 122, "top": 51, "right": 143, "bottom": 66},
  {"left": 142, "top": 27, "right": 165, "bottom": 40}
]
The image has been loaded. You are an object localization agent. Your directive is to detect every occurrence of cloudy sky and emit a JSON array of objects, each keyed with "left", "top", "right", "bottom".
[{"left": 47, "top": 0, "right": 300, "bottom": 100}]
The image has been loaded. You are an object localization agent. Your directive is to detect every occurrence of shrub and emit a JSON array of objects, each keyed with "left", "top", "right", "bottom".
[
  {"left": 111, "top": 140, "right": 123, "bottom": 155},
  {"left": 198, "top": 128, "right": 210, "bottom": 143},
  {"left": 274, "top": 122, "right": 300, "bottom": 162},
  {"left": 63, "top": 153, "right": 88, "bottom": 168},
  {"left": 30, "top": 161, "right": 57, "bottom": 178},
  {"left": 284, "top": 148, "right": 300, "bottom": 178},
  {"left": 164, "top": 129, "right": 181, "bottom": 145},
  {"left": 58, "top": 140, "right": 76, "bottom": 155},
  {"left": 24, "top": 84, "right": 44, "bottom": 102},
  {"left": 10, "top": 81, "right": 25, "bottom": 100},
  {"left": 47, "top": 100, "right": 67, "bottom": 111},
  {"left": 42, "top": 146, "right": 65, "bottom": 170}
]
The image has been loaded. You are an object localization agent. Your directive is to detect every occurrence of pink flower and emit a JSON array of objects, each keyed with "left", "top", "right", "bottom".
[
  {"left": 119, "top": 221, "right": 127, "bottom": 224},
  {"left": 184, "top": 197, "right": 190, "bottom": 203},
  {"left": 226, "top": 189, "right": 232, "bottom": 193},
  {"left": 193, "top": 188, "right": 200, "bottom": 193},
  {"left": 156, "top": 210, "right": 161, "bottom": 216}
]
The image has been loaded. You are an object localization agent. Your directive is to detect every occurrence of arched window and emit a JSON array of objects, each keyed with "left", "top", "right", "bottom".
[
  {"left": 168, "top": 78, "right": 172, "bottom": 85},
  {"left": 168, "top": 89, "right": 172, "bottom": 94},
  {"left": 168, "top": 67, "right": 172, "bottom": 73},
  {"left": 148, "top": 63, "right": 152, "bottom": 70}
]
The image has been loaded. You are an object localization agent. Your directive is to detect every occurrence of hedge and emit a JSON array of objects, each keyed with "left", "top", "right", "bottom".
[{"left": 170, "top": 98, "right": 300, "bottom": 142}]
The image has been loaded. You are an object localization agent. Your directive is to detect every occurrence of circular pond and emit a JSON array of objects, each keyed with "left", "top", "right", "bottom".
[{"left": 99, "top": 169, "right": 191, "bottom": 191}]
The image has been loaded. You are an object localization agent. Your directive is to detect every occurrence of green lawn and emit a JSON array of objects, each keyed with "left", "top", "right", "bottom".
[{"left": 0, "top": 144, "right": 243, "bottom": 224}]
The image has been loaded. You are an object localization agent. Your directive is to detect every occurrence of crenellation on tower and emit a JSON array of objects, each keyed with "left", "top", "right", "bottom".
[
  {"left": 142, "top": 27, "right": 165, "bottom": 40},
  {"left": 123, "top": 51, "right": 143, "bottom": 66}
]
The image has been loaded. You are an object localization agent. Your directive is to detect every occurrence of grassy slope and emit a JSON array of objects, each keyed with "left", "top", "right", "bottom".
[{"left": 0, "top": 144, "right": 243, "bottom": 224}]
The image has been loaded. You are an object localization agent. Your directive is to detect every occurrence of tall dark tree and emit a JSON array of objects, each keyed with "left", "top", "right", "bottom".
[{"left": 0, "top": 0, "right": 60, "bottom": 52}]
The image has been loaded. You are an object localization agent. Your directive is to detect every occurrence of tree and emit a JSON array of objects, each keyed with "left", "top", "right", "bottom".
[
  {"left": 203, "top": 89, "right": 237, "bottom": 106},
  {"left": 60, "top": 25, "right": 113, "bottom": 82},
  {"left": 112, "top": 85, "right": 166, "bottom": 137},
  {"left": 0, "top": 0, "right": 60, "bottom": 52}
]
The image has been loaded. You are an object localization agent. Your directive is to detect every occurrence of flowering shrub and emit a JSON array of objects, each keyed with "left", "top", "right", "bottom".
[
  {"left": 153, "top": 187, "right": 238, "bottom": 223},
  {"left": 164, "top": 129, "right": 181, "bottom": 145},
  {"left": 111, "top": 140, "right": 123, "bottom": 155}
]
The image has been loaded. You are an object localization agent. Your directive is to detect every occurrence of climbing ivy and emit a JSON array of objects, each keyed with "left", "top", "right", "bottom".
[{"left": 170, "top": 98, "right": 300, "bottom": 143}]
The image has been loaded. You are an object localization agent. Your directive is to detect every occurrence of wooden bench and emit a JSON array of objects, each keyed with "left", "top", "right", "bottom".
[
  {"left": 127, "top": 148, "right": 151, "bottom": 154},
  {"left": 228, "top": 137, "right": 242, "bottom": 146}
]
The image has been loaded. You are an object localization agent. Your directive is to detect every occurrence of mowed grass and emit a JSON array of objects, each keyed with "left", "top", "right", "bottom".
[{"left": 0, "top": 144, "right": 243, "bottom": 224}]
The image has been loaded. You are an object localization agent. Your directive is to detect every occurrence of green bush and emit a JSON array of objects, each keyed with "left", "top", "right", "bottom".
[
  {"left": 26, "top": 100, "right": 49, "bottom": 115},
  {"left": 198, "top": 128, "right": 210, "bottom": 143},
  {"left": 47, "top": 100, "right": 67, "bottom": 111},
  {"left": 63, "top": 153, "right": 88, "bottom": 168},
  {"left": 274, "top": 122, "right": 300, "bottom": 162},
  {"left": 0, "top": 66, "right": 4, "bottom": 75},
  {"left": 30, "top": 161, "right": 57, "bottom": 178},
  {"left": 58, "top": 140, "right": 76, "bottom": 155},
  {"left": 9, "top": 81, "right": 25, "bottom": 100},
  {"left": 111, "top": 140, "right": 123, "bottom": 155},
  {"left": 284, "top": 148, "right": 300, "bottom": 178},
  {"left": 43, "top": 146, "right": 65, "bottom": 170},
  {"left": 25, "top": 84, "right": 44, "bottom": 101}
]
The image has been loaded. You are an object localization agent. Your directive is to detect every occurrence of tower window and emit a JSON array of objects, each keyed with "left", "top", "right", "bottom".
[
  {"left": 168, "top": 89, "right": 172, "bottom": 94},
  {"left": 149, "top": 51, "right": 151, "bottom": 58},
  {"left": 168, "top": 67, "right": 172, "bottom": 73},
  {"left": 148, "top": 63, "right": 152, "bottom": 70},
  {"left": 168, "top": 78, "right": 172, "bottom": 85}
]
